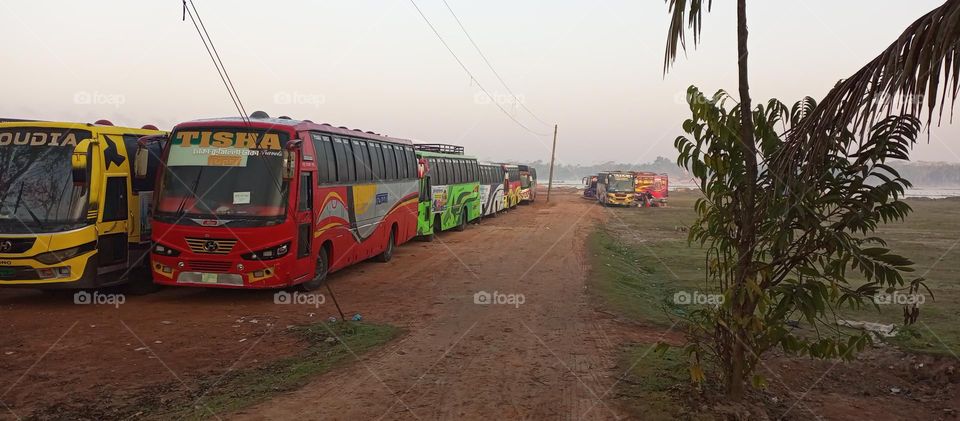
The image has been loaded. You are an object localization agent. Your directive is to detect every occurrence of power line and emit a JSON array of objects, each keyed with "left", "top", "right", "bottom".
[
  {"left": 182, "top": 0, "right": 249, "bottom": 124},
  {"left": 407, "top": 0, "right": 550, "bottom": 137},
  {"left": 188, "top": 0, "right": 249, "bottom": 120},
  {"left": 440, "top": 0, "right": 550, "bottom": 128}
]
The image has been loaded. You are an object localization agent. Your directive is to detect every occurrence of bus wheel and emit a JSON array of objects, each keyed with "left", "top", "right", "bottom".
[
  {"left": 432, "top": 216, "right": 442, "bottom": 240},
  {"left": 456, "top": 210, "right": 467, "bottom": 231},
  {"left": 376, "top": 229, "right": 396, "bottom": 263},
  {"left": 299, "top": 249, "right": 328, "bottom": 291}
]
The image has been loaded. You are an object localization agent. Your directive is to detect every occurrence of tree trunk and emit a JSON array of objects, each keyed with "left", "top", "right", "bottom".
[{"left": 728, "top": 0, "right": 756, "bottom": 401}]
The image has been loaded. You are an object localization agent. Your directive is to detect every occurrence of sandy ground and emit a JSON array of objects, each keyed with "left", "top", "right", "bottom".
[{"left": 0, "top": 189, "right": 631, "bottom": 420}]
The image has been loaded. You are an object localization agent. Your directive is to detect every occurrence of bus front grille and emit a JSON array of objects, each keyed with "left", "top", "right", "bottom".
[
  {"left": 184, "top": 238, "right": 237, "bottom": 254},
  {"left": 187, "top": 260, "right": 233, "bottom": 273}
]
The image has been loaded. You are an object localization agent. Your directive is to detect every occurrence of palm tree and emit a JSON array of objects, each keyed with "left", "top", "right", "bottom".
[
  {"left": 784, "top": 0, "right": 960, "bottom": 171},
  {"left": 664, "top": 0, "right": 757, "bottom": 399}
]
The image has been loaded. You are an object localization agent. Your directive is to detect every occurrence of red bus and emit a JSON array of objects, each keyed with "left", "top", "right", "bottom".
[
  {"left": 139, "top": 114, "right": 420, "bottom": 290},
  {"left": 499, "top": 164, "right": 521, "bottom": 209}
]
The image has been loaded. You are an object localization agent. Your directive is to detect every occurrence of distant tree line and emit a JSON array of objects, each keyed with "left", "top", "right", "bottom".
[
  {"left": 517, "top": 157, "right": 959, "bottom": 187},
  {"left": 889, "top": 162, "right": 960, "bottom": 187},
  {"left": 519, "top": 156, "right": 688, "bottom": 183}
]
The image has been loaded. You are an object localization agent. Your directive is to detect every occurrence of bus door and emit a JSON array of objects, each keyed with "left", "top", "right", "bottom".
[
  {"left": 97, "top": 135, "right": 131, "bottom": 277},
  {"left": 293, "top": 170, "right": 314, "bottom": 280}
]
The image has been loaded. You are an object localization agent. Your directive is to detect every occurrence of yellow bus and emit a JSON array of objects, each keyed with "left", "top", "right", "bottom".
[{"left": 0, "top": 121, "right": 165, "bottom": 290}]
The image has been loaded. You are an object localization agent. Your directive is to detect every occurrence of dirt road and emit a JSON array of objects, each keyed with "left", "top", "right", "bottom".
[
  {"left": 233, "top": 190, "right": 624, "bottom": 420},
  {"left": 0, "top": 190, "right": 628, "bottom": 420}
]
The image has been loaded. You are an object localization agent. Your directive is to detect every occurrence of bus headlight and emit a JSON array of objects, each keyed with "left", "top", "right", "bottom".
[
  {"left": 153, "top": 243, "right": 181, "bottom": 257},
  {"left": 241, "top": 242, "right": 291, "bottom": 261},
  {"left": 34, "top": 242, "right": 96, "bottom": 265}
]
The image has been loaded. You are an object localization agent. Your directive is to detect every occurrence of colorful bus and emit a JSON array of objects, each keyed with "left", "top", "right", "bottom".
[
  {"left": 582, "top": 175, "right": 598, "bottom": 200},
  {"left": 632, "top": 171, "right": 669, "bottom": 206},
  {"left": 142, "top": 114, "right": 419, "bottom": 291},
  {"left": 0, "top": 120, "right": 165, "bottom": 289},
  {"left": 479, "top": 163, "right": 506, "bottom": 217},
  {"left": 415, "top": 144, "right": 481, "bottom": 238},
  {"left": 596, "top": 171, "right": 636, "bottom": 207},
  {"left": 500, "top": 164, "right": 521, "bottom": 209},
  {"left": 517, "top": 164, "right": 537, "bottom": 204}
]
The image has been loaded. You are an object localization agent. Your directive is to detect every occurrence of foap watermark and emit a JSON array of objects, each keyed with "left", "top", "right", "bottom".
[
  {"left": 273, "top": 91, "right": 326, "bottom": 108},
  {"left": 474, "top": 91, "right": 525, "bottom": 107},
  {"left": 874, "top": 291, "right": 926, "bottom": 306},
  {"left": 673, "top": 290, "right": 724, "bottom": 306},
  {"left": 473, "top": 290, "right": 525, "bottom": 308},
  {"left": 274, "top": 291, "right": 326, "bottom": 308},
  {"left": 73, "top": 291, "right": 125, "bottom": 308},
  {"left": 73, "top": 91, "right": 126, "bottom": 108}
]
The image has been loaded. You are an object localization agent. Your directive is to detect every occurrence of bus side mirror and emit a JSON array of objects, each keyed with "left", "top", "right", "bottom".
[
  {"left": 134, "top": 134, "right": 168, "bottom": 179},
  {"left": 282, "top": 140, "right": 302, "bottom": 180}
]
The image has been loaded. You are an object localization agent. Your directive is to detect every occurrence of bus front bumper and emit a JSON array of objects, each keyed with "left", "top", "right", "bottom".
[
  {"left": 0, "top": 252, "right": 99, "bottom": 289},
  {"left": 152, "top": 254, "right": 291, "bottom": 289}
]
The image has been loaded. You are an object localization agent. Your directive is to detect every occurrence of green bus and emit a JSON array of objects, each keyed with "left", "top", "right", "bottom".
[{"left": 415, "top": 144, "right": 481, "bottom": 239}]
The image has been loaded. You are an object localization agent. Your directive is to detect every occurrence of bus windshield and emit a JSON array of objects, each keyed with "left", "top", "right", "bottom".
[
  {"left": 606, "top": 175, "right": 634, "bottom": 192},
  {"left": 155, "top": 128, "right": 290, "bottom": 224},
  {"left": 520, "top": 174, "right": 532, "bottom": 188},
  {"left": 0, "top": 128, "right": 91, "bottom": 233}
]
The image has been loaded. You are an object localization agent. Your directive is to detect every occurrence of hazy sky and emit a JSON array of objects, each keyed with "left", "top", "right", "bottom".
[{"left": 1, "top": 0, "right": 958, "bottom": 166}]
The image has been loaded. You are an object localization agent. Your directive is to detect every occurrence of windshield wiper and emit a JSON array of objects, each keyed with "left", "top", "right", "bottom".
[
  {"left": 176, "top": 166, "right": 205, "bottom": 218},
  {"left": 13, "top": 182, "right": 44, "bottom": 230}
]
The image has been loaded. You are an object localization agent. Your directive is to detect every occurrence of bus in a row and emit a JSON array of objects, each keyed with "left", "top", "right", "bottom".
[
  {"left": 141, "top": 115, "right": 421, "bottom": 291},
  {"left": 415, "top": 144, "right": 482, "bottom": 239},
  {"left": 0, "top": 115, "right": 535, "bottom": 291},
  {"left": 0, "top": 120, "right": 166, "bottom": 291},
  {"left": 517, "top": 164, "right": 537, "bottom": 204},
  {"left": 596, "top": 171, "right": 637, "bottom": 207}
]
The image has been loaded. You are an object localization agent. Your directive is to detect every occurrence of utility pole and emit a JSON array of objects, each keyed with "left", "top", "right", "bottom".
[{"left": 546, "top": 124, "right": 558, "bottom": 203}]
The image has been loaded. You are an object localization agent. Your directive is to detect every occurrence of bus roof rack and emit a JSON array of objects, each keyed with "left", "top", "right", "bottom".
[{"left": 415, "top": 144, "right": 464, "bottom": 155}]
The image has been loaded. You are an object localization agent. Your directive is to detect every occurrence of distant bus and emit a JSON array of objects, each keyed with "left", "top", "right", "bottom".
[
  {"left": 632, "top": 172, "right": 669, "bottom": 206},
  {"left": 500, "top": 163, "right": 521, "bottom": 209},
  {"left": 0, "top": 120, "right": 165, "bottom": 290},
  {"left": 517, "top": 164, "right": 537, "bottom": 204},
  {"left": 479, "top": 163, "right": 506, "bottom": 217},
  {"left": 415, "top": 144, "right": 481, "bottom": 238},
  {"left": 596, "top": 171, "right": 636, "bottom": 207},
  {"left": 144, "top": 114, "right": 419, "bottom": 290},
  {"left": 582, "top": 175, "right": 598, "bottom": 200}
]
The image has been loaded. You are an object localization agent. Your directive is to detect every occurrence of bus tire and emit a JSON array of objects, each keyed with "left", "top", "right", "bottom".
[
  {"left": 298, "top": 247, "right": 329, "bottom": 291},
  {"left": 456, "top": 209, "right": 467, "bottom": 232},
  {"left": 376, "top": 228, "right": 396, "bottom": 263},
  {"left": 432, "top": 215, "right": 442, "bottom": 240}
]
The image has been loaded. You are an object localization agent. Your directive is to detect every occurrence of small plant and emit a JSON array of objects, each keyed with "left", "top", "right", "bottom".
[{"left": 665, "top": 86, "right": 929, "bottom": 397}]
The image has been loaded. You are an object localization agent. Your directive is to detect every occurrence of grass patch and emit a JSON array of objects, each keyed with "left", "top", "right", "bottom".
[
  {"left": 588, "top": 191, "right": 960, "bottom": 417},
  {"left": 27, "top": 322, "right": 401, "bottom": 421},
  {"left": 615, "top": 343, "right": 713, "bottom": 420},
  {"left": 587, "top": 192, "right": 708, "bottom": 326},
  {"left": 162, "top": 322, "right": 399, "bottom": 420}
]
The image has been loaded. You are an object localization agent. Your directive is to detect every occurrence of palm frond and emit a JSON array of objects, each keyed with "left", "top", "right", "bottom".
[
  {"left": 664, "top": 0, "right": 713, "bottom": 73},
  {"left": 789, "top": 0, "right": 960, "bottom": 151}
]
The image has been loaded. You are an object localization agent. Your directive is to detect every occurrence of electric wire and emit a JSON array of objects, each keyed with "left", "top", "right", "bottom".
[{"left": 407, "top": 0, "right": 550, "bottom": 137}]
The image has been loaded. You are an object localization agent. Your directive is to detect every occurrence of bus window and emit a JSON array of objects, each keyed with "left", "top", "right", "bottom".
[
  {"left": 405, "top": 147, "right": 416, "bottom": 179},
  {"left": 445, "top": 159, "right": 454, "bottom": 184},
  {"left": 363, "top": 141, "right": 377, "bottom": 180},
  {"left": 353, "top": 140, "right": 371, "bottom": 181},
  {"left": 372, "top": 142, "right": 386, "bottom": 180},
  {"left": 394, "top": 146, "right": 407, "bottom": 179},
  {"left": 321, "top": 136, "right": 336, "bottom": 183},
  {"left": 332, "top": 138, "right": 349, "bottom": 182},
  {"left": 384, "top": 144, "right": 398, "bottom": 180}
]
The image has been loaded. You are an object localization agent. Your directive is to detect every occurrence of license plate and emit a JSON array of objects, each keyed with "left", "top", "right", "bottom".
[
  {"left": 0, "top": 268, "right": 13, "bottom": 276},
  {"left": 200, "top": 273, "right": 218, "bottom": 284}
]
